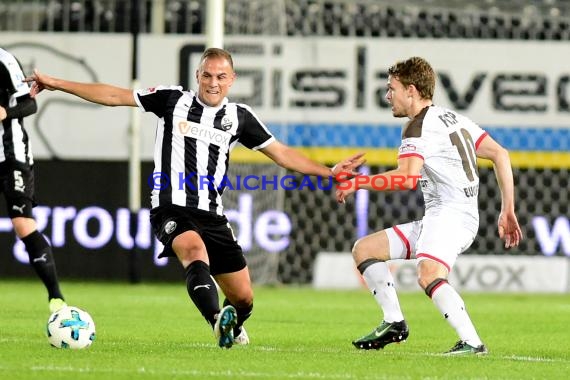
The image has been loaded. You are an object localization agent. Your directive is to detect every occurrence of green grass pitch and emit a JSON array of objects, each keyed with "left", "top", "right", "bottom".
[{"left": 1, "top": 279, "right": 568, "bottom": 379}]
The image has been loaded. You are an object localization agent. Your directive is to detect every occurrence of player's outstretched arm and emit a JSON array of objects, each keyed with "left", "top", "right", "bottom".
[
  {"left": 261, "top": 140, "right": 365, "bottom": 177},
  {"left": 476, "top": 134, "right": 523, "bottom": 248},
  {"left": 331, "top": 152, "right": 366, "bottom": 177},
  {"left": 335, "top": 155, "right": 422, "bottom": 203},
  {"left": 25, "top": 69, "right": 136, "bottom": 107}
]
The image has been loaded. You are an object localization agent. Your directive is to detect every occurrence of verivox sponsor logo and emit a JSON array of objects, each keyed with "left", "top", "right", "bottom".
[{"left": 175, "top": 121, "right": 232, "bottom": 146}]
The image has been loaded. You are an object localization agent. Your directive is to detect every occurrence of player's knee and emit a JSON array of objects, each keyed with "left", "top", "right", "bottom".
[
  {"left": 177, "top": 246, "right": 205, "bottom": 263},
  {"left": 417, "top": 272, "right": 437, "bottom": 290},
  {"left": 352, "top": 238, "right": 370, "bottom": 263},
  {"left": 229, "top": 290, "right": 254, "bottom": 308},
  {"left": 417, "top": 259, "right": 449, "bottom": 290},
  {"left": 11, "top": 217, "right": 37, "bottom": 238},
  {"left": 353, "top": 238, "right": 389, "bottom": 266},
  {"left": 172, "top": 233, "right": 206, "bottom": 262}
]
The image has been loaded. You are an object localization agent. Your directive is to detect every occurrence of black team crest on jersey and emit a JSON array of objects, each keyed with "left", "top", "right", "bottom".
[{"left": 221, "top": 116, "right": 232, "bottom": 131}]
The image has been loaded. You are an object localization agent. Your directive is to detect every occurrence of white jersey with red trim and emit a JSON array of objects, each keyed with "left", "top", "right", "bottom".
[{"left": 397, "top": 105, "right": 487, "bottom": 229}]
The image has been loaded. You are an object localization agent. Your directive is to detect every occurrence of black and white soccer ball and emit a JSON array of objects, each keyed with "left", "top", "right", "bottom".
[{"left": 46, "top": 306, "right": 96, "bottom": 349}]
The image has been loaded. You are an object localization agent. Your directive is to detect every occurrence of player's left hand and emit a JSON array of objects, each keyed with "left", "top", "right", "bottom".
[
  {"left": 498, "top": 210, "right": 523, "bottom": 249},
  {"left": 331, "top": 152, "right": 366, "bottom": 177},
  {"left": 0, "top": 106, "right": 6, "bottom": 121}
]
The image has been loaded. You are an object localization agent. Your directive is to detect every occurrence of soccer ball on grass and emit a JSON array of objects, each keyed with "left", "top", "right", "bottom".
[{"left": 46, "top": 306, "right": 96, "bottom": 349}]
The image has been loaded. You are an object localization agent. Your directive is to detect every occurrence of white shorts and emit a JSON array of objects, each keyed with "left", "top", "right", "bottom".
[{"left": 385, "top": 214, "right": 477, "bottom": 272}]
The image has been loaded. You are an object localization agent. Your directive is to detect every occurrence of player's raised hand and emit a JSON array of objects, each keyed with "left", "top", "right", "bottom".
[
  {"left": 335, "top": 178, "right": 357, "bottom": 204},
  {"left": 497, "top": 210, "right": 523, "bottom": 249},
  {"left": 331, "top": 152, "right": 366, "bottom": 177},
  {"left": 25, "top": 69, "right": 56, "bottom": 97}
]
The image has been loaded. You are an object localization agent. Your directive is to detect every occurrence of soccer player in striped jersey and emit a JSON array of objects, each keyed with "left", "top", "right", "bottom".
[
  {"left": 336, "top": 57, "right": 522, "bottom": 355},
  {"left": 0, "top": 47, "right": 67, "bottom": 313},
  {"left": 27, "top": 47, "right": 364, "bottom": 349}
]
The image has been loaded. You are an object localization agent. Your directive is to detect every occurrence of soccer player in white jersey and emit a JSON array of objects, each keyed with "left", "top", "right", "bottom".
[
  {"left": 336, "top": 56, "right": 522, "bottom": 355},
  {"left": 26, "top": 48, "right": 364, "bottom": 349},
  {"left": 0, "top": 47, "right": 67, "bottom": 313}
]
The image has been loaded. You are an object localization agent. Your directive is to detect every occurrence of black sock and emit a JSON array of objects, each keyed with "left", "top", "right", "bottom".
[
  {"left": 223, "top": 298, "right": 253, "bottom": 336},
  {"left": 185, "top": 260, "right": 219, "bottom": 327},
  {"left": 22, "top": 230, "right": 64, "bottom": 301}
]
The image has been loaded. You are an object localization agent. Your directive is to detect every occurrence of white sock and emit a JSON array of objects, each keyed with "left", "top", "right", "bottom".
[
  {"left": 431, "top": 282, "right": 482, "bottom": 347},
  {"left": 362, "top": 262, "right": 404, "bottom": 322}
]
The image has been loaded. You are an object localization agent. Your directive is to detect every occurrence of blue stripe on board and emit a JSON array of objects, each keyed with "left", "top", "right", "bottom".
[{"left": 266, "top": 123, "right": 570, "bottom": 151}]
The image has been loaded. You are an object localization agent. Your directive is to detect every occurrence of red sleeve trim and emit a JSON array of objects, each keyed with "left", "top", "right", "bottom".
[
  {"left": 475, "top": 132, "right": 489, "bottom": 150},
  {"left": 398, "top": 153, "right": 424, "bottom": 160}
]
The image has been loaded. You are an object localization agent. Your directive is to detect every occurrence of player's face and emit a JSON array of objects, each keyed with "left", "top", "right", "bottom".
[
  {"left": 385, "top": 76, "right": 411, "bottom": 118},
  {"left": 196, "top": 56, "right": 236, "bottom": 107}
]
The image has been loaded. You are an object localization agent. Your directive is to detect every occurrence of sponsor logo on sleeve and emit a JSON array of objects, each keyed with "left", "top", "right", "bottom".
[{"left": 399, "top": 144, "right": 417, "bottom": 153}]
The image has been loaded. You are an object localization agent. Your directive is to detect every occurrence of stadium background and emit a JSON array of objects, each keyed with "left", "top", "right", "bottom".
[{"left": 0, "top": 0, "right": 568, "bottom": 287}]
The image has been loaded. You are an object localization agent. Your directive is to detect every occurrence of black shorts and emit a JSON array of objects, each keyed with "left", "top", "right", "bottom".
[
  {"left": 150, "top": 204, "right": 246, "bottom": 276},
  {"left": 0, "top": 161, "right": 36, "bottom": 218}
]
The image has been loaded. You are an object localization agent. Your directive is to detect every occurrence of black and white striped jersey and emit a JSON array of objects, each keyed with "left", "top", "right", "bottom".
[
  {"left": 134, "top": 85, "right": 275, "bottom": 215},
  {"left": 0, "top": 48, "right": 33, "bottom": 165}
]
